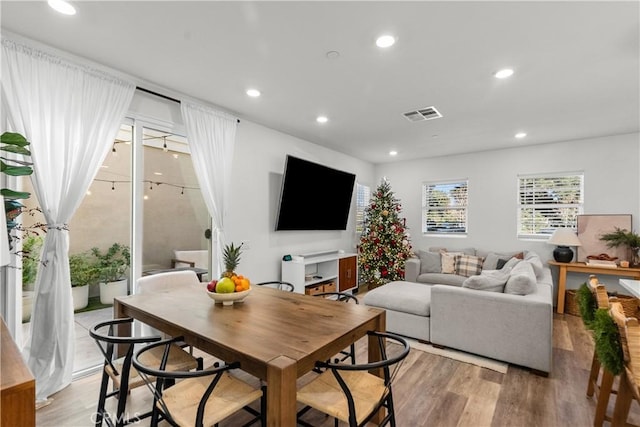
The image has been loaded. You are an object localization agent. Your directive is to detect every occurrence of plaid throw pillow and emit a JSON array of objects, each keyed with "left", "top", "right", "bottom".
[{"left": 455, "top": 254, "right": 484, "bottom": 277}]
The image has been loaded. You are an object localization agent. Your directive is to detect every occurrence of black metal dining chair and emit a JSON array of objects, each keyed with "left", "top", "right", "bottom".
[
  {"left": 314, "top": 292, "right": 359, "bottom": 365},
  {"left": 132, "top": 336, "right": 265, "bottom": 427},
  {"left": 254, "top": 280, "right": 295, "bottom": 292},
  {"left": 89, "top": 318, "right": 202, "bottom": 427},
  {"left": 297, "top": 331, "right": 410, "bottom": 427}
]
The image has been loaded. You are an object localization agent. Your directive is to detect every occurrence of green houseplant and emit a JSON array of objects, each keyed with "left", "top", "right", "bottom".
[
  {"left": 69, "top": 252, "right": 98, "bottom": 310},
  {"left": 599, "top": 227, "right": 640, "bottom": 267},
  {"left": 1, "top": 132, "right": 33, "bottom": 249},
  {"left": 91, "top": 243, "right": 130, "bottom": 304}
]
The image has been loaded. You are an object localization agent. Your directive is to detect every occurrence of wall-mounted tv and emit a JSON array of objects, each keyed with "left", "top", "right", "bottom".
[{"left": 276, "top": 155, "right": 356, "bottom": 231}]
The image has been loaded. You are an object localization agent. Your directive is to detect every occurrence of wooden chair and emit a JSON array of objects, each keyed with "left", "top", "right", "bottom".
[
  {"left": 609, "top": 301, "right": 640, "bottom": 427},
  {"left": 297, "top": 331, "right": 410, "bottom": 427},
  {"left": 313, "top": 292, "right": 359, "bottom": 365},
  {"left": 254, "top": 280, "right": 295, "bottom": 292},
  {"left": 132, "top": 336, "right": 265, "bottom": 427},
  {"left": 90, "top": 318, "right": 202, "bottom": 427}
]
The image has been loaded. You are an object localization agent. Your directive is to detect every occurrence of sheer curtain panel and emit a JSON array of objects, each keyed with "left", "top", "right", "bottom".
[
  {"left": 1, "top": 38, "right": 135, "bottom": 401},
  {"left": 180, "top": 102, "right": 237, "bottom": 278}
]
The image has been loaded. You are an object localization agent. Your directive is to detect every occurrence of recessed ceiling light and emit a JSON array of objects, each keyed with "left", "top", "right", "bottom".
[
  {"left": 172, "top": 154, "right": 179, "bottom": 159},
  {"left": 100, "top": 165, "right": 109, "bottom": 169},
  {"left": 515, "top": 132, "right": 527, "bottom": 139},
  {"left": 143, "top": 195, "right": 149, "bottom": 200},
  {"left": 86, "top": 190, "right": 92, "bottom": 196},
  {"left": 494, "top": 68, "right": 514, "bottom": 79},
  {"left": 48, "top": 0, "right": 76, "bottom": 15},
  {"left": 246, "top": 88, "right": 261, "bottom": 98},
  {"left": 154, "top": 172, "right": 163, "bottom": 176},
  {"left": 376, "top": 35, "right": 396, "bottom": 48},
  {"left": 316, "top": 116, "right": 328, "bottom": 124},
  {"left": 389, "top": 150, "right": 398, "bottom": 156}
]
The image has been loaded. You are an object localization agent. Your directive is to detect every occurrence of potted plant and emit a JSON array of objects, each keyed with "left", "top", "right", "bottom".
[
  {"left": 600, "top": 227, "right": 640, "bottom": 267},
  {"left": 21, "top": 234, "right": 43, "bottom": 322},
  {"left": 91, "top": 243, "right": 130, "bottom": 304},
  {"left": 69, "top": 252, "right": 98, "bottom": 310}
]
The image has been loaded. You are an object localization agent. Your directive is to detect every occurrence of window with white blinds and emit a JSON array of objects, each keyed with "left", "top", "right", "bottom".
[
  {"left": 355, "top": 183, "right": 370, "bottom": 234},
  {"left": 517, "top": 172, "right": 584, "bottom": 238},
  {"left": 422, "top": 180, "right": 468, "bottom": 234}
]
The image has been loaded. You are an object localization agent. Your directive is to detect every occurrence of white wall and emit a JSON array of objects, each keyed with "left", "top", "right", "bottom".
[
  {"left": 375, "top": 132, "right": 640, "bottom": 294},
  {"left": 227, "top": 120, "right": 375, "bottom": 283}
]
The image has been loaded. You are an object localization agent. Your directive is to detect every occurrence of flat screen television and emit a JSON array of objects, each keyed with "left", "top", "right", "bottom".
[{"left": 276, "top": 155, "right": 356, "bottom": 231}]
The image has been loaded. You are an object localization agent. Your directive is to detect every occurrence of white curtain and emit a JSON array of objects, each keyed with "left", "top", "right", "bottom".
[
  {"left": 180, "top": 102, "right": 237, "bottom": 278},
  {"left": 1, "top": 38, "right": 135, "bottom": 400}
]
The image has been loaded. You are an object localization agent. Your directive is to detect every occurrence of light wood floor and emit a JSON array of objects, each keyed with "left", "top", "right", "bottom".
[{"left": 37, "top": 313, "right": 640, "bottom": 426}]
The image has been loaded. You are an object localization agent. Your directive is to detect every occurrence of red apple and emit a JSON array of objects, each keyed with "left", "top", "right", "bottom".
[{"left": 207, "top": 280, "right": 217, "bottom": 292}]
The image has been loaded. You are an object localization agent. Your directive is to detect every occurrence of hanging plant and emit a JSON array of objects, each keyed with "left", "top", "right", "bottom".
[{"left": 1, "top": 132, "right": 33, "bottom": 248}]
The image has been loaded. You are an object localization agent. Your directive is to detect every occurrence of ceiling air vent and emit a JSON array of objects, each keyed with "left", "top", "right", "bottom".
[{"left": 403, "top": 106, "right": 442, "bottom": 122}]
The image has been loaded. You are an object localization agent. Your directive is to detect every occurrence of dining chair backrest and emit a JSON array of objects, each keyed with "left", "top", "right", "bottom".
[
  {"left": 313, "top": 292, "right": 359, "bottom": 304},
  {"left": 132, "top": 336, "right": 265, "bottom": 427},
  {"left": 254, "top": 280, "right": 295, "bottom": 292},
  {"left": 297, "top": 330, "right": 410, "bottom": 427}
]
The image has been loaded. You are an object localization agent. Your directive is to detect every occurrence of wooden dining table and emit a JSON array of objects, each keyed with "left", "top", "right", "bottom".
[{"left": 113, "top": 284, "right": 386, "bottom": 426}]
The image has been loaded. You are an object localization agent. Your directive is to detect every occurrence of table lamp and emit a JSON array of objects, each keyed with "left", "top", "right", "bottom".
[
  {"left": 1, "top": 196, "right": 10, "bottom": 266},
  {"left": 547, "top": 228, "right": 582, "bottom": 263}
]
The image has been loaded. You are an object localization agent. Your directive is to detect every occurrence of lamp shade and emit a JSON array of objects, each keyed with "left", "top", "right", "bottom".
[
  {"left": 547, "top": 228, "right": 582, "bottom": 247},
  {"left": 1, "top": 196, "right": 10, "bottom": 267}
]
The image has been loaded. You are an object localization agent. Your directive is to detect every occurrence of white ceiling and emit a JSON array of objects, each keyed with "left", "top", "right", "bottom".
[{"left": 1, "top": 1, "right": 639, "bottom": 164}]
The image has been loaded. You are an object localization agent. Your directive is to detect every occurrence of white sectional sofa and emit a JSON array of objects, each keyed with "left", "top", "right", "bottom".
[{"left": 364, "top": 248, "right": 554, "bottom": 374}]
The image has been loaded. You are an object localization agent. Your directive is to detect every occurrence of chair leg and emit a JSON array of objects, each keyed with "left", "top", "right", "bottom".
[
  {"left": 387, "top": 392, "right": 397, "bottom": 427},
  {"left": 350, "top": 343, "right": 356, "bottom": 364},
  {"left": 611, "top": 372, "right": 633, "bottom": 427},
  {"left": 593, "top": 369, "right": 615, "bottom": 427},
  {"left": 95, "top": 369, "right": 110, "bottom": 427},
  {"left": 587, "top": 351, "right": 600, "bottom": 397}
]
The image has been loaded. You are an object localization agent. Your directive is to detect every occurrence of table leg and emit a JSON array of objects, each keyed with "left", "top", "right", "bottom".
[
  {"left": 112, "top": 298, "right": 131, "bottom": 358},
  {"left": 369, "top": 311, "right": 387, "bottom": 424},
  {"left": 266, "top": 355, "right": 297, "bottom": 427},
  {"left": 556, "top": 265, "right": 567, "bottom": 314}
]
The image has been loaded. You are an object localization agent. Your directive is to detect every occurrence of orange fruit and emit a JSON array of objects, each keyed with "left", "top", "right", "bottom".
[
  {"left": 235, "top": 284, "right": 243, "bottom": 292},
  {"left": 239, "top": 278, "right": 250, "bottom": 290}
]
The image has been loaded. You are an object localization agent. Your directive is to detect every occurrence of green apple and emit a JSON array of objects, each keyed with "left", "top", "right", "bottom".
[{"left": 215, "top": 277, "right": 235, "bottom": 293}]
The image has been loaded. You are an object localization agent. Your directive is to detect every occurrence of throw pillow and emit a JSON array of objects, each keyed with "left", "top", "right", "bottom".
[
  {"left": 504, "top": 261, "right": 537, "bottom": 295},
  {"left": 500, "top": 257, "right": 522, "bottom": 270},
  {"left": 462, "top": 269, "right": 510, "bottom": 292},
  {"left": 483, "top": 251, "right": 524, "bottom": 270},
  {"left": 418, "top": 250, "right": 441, "bottom": 274},
  {"left": 524, "top": 251, "right": 544, "bottom": 278},
  {"left": 441, "top": 251, "right": 462, "bottom": 274},
  {"left": 455, "top": 254, "right": 484, "bottom": 277}
]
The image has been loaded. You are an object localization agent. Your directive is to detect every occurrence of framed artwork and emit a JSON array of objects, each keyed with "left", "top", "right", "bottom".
[{"left": 576, "top": 214, "right": 632, "bottom": 262}]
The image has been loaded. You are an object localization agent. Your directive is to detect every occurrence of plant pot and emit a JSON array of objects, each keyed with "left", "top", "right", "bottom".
[
  {"left": 71, "top": 285, "right": 89, "bottom": 310},
  {"left": 99, "top": 279, "right": 128, "bottom": 305},
  {"left": 22, "top": 291, "right": 34, "bottom": 323}
]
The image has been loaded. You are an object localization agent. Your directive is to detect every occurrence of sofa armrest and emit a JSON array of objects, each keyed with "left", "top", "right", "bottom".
[
  {"left": 430, "top": 284, "right": 553, "bottom": 373},
  {"left": 171, "top": 258, "right": 196, "bottom": 268},
  {"left": 405, "top": 258, "right": 420, "bottom": 282}
]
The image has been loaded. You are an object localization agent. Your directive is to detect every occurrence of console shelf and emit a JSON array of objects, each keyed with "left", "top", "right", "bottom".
[{"left": 282, "top": 251, "right": 357, "bottom": 294}]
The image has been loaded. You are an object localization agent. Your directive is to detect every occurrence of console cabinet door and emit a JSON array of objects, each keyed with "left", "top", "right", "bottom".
[{"left": 338, "top": 256, "right": 357, "bottom": 291}]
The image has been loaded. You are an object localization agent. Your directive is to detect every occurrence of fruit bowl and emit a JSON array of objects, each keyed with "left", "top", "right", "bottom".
[{"left": 206, "top": 288, "right": 251, "bottom": 306}]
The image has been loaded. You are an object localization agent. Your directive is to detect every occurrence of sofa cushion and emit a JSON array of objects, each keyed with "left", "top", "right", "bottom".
[
  {"left": 483, "top": 251, "right": 522, "bottom": 270},
  {"left": 504, "top": 261, "right": 537, "bottom": 295},
  {"left": 462, "top": 269, "right": 510, "bottom": 293},
  {"left": 524, "top": 251, "right": 544, "bottom": 278},
  {"left": 441, "top": 252, "right": 462, "bottom": 274},
  {"left": 363, "top": 281, "right": 432, "bottom": 317},
  {"left": 418, "top": 250, "right": 441, "bottom": 274},
  {"left": 417, "top": 273, "right": 466, "bottom": 287},
  {"left": 454, "top": 254, "right": 484, "bottom": 277},
  {"left": 500, "top": 257, "right": 522, "bottom": 271}
]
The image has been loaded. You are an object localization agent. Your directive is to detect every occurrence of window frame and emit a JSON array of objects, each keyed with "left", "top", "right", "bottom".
[
  {"left": 421, "top": 179, "right": 469, "bottom": 235},
  {"left": 355, "top": 182, "right": 370, "bottom": 234},
  {"left": 517, "top": 171, "right": 584, "bottom": 239}
]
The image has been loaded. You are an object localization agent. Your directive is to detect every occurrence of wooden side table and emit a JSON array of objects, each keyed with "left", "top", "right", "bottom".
[{"left": 548, "top": 261, "right": 640, "bottom": 314}]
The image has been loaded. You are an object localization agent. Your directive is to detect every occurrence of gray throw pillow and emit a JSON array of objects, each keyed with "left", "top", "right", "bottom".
[
  {"left": 418, "top": 250, "right": 441, "bottom": 274},
  {"left": 483, "top": 251, "right": 523, "bottom": 270},
  {"left": 462, "top": 269, "right": 510, "bottom": 293},
  {"left": 501, "top": 257, "right": 521, "bottom": 270},
  {"left": 504, "top": 261, "right": 537, "bottom": 295}
]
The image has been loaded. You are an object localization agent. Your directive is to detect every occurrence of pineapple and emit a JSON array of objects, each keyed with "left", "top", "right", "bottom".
[{"left": 222, "top": 242, "right": 243, "bottom": 278}]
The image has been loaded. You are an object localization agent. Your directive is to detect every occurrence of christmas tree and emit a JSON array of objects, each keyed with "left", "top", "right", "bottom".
[{"left": 358, "top": 179, "right": 412, "bottom": 288}]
